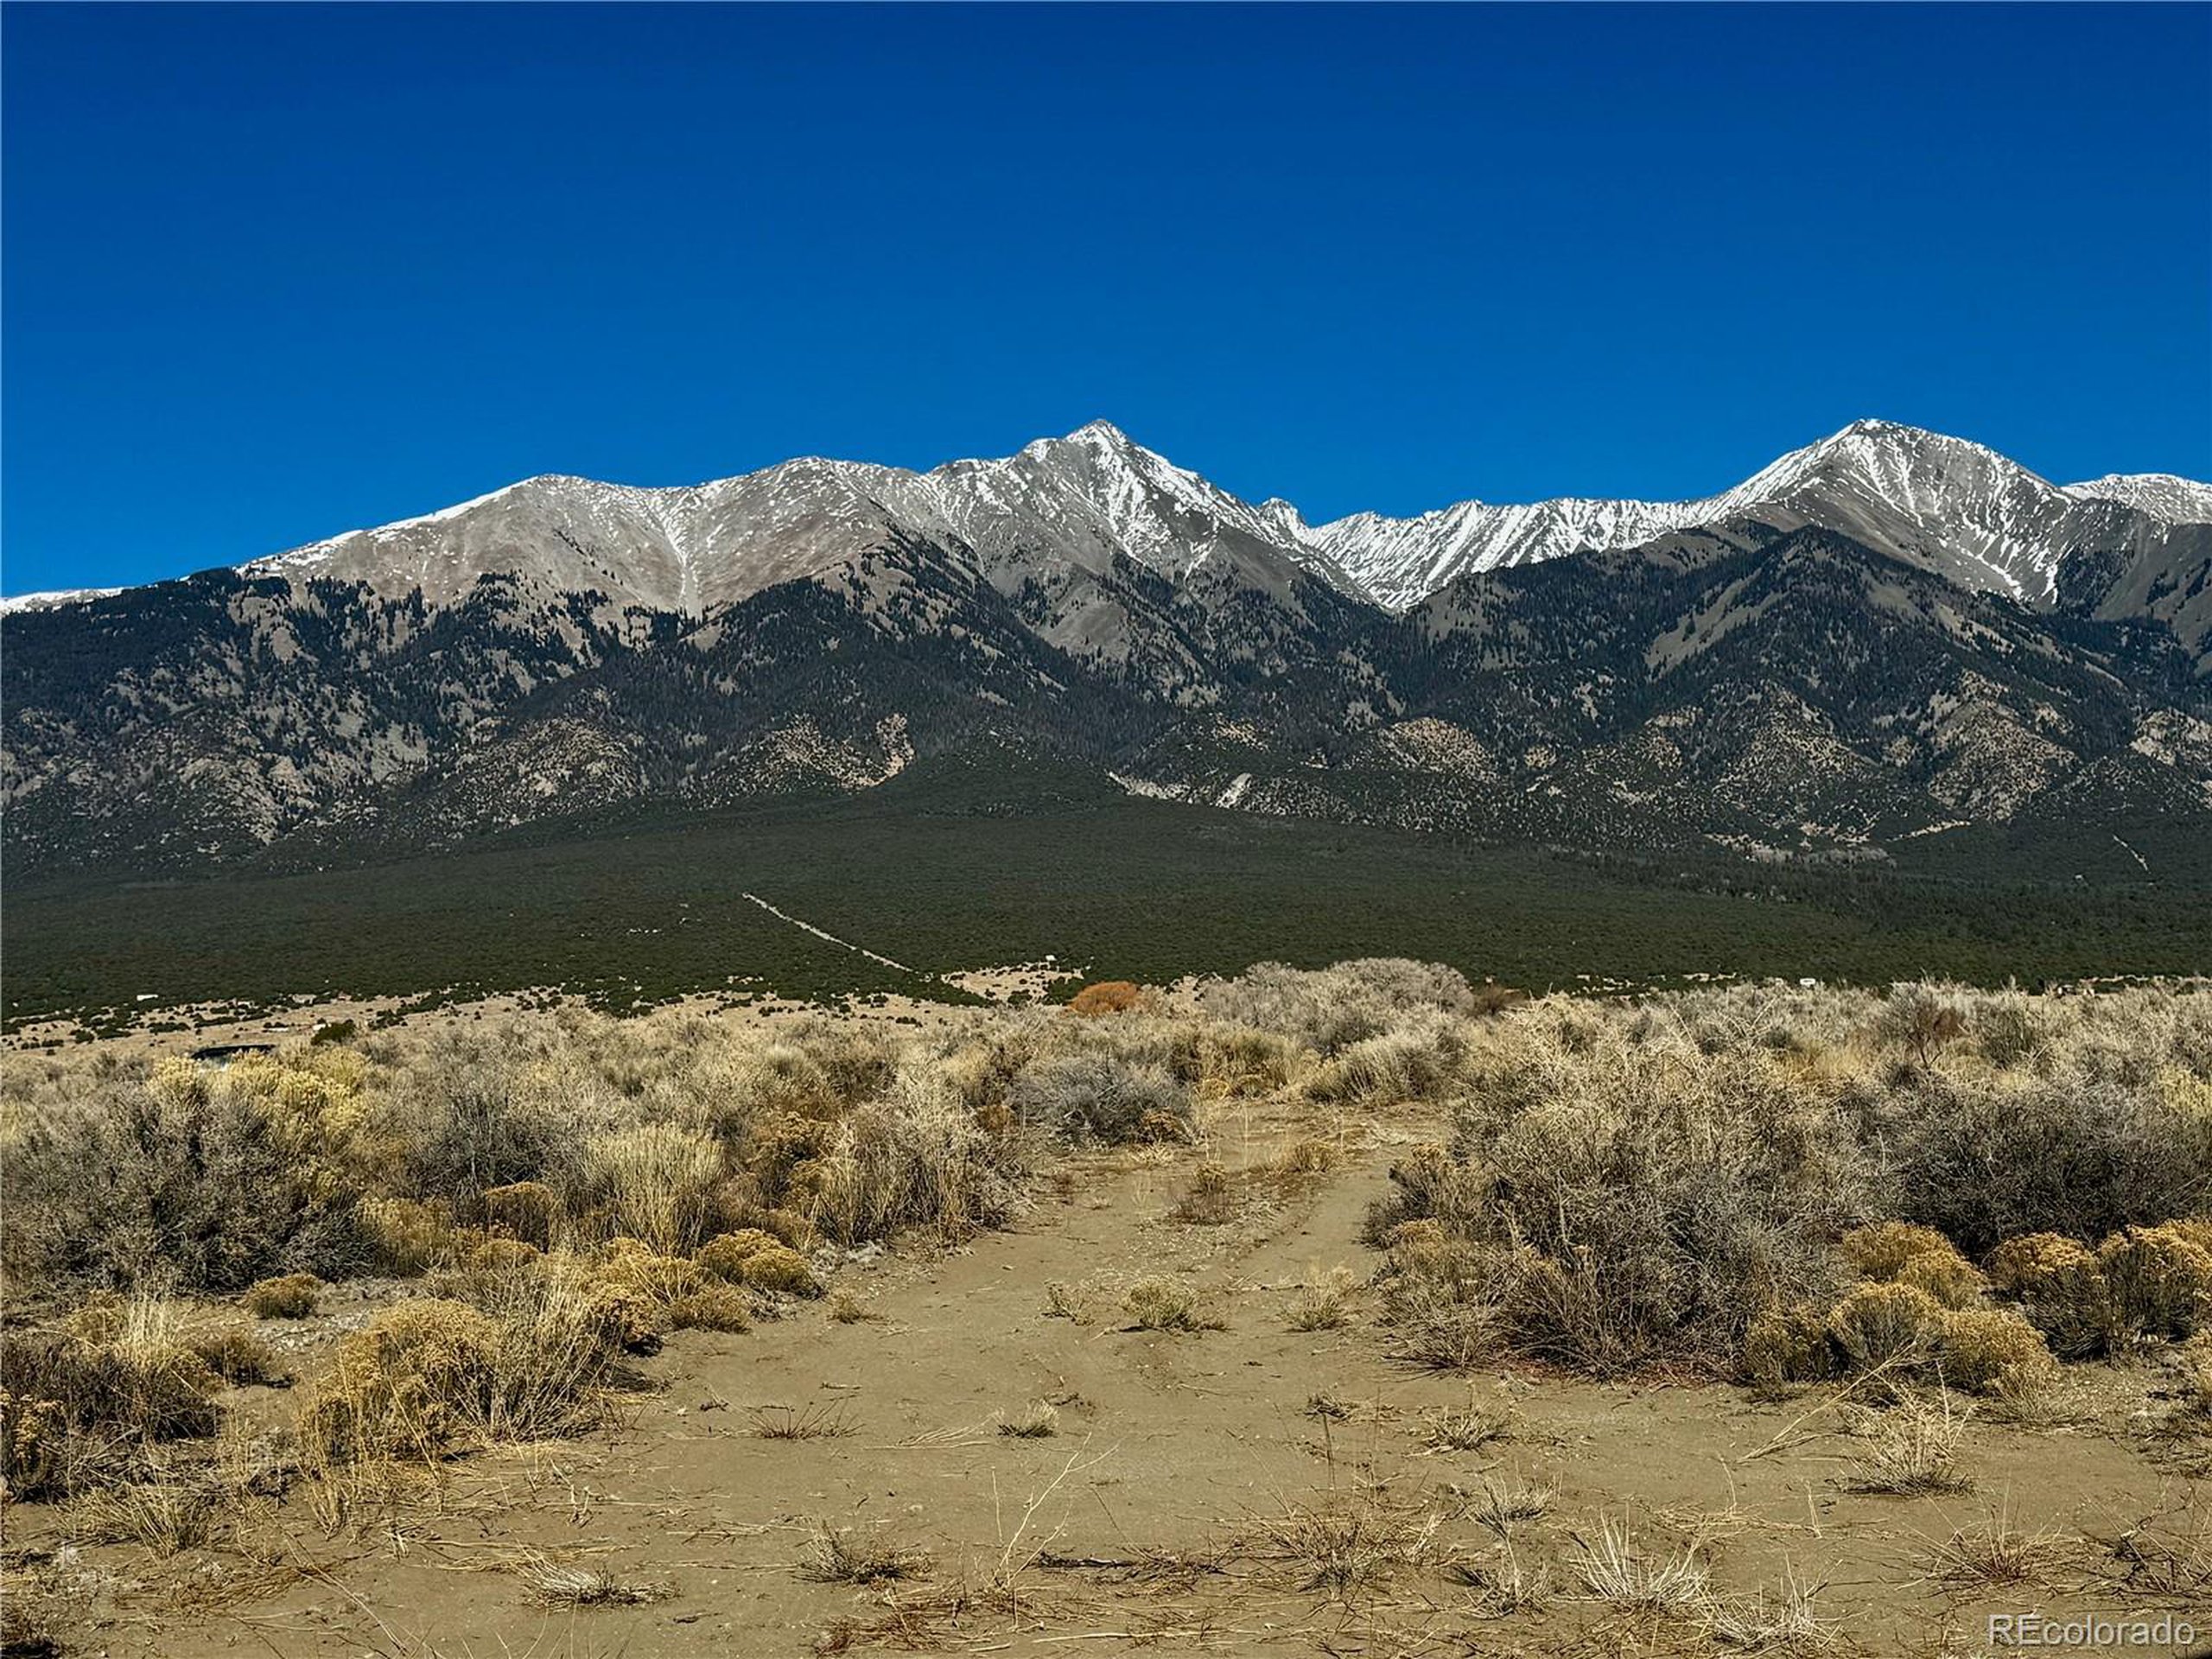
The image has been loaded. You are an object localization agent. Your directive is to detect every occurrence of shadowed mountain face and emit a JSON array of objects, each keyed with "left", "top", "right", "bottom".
[{"left": 4, "top": 423, "right": 2209, "bottom": 880}]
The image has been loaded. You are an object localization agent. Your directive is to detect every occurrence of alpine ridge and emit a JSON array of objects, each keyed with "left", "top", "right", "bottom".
[
  {"left": 3, "top": 418, "right": 2209, "bottom": 884},
  {"left": 197, "top": 417, "right": 2212, "bottom": 620}
]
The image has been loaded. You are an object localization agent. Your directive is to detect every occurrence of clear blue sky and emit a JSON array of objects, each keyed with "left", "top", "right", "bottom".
[{"left": 5, "top": 2, "right": 2208, "bottom": 595}]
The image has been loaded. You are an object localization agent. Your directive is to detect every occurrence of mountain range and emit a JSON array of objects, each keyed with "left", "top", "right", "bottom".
[{"left": 6, "top": 419, "right": 2210, "bottom": 881}]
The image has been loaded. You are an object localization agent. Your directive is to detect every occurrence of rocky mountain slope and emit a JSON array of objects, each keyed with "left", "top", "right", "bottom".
[
  {"left": 1280, "top": 420, "right": 2205, "bottom": 611},
  {"left": 4, "top": 422, "right": 2208, "bottom": 880}
]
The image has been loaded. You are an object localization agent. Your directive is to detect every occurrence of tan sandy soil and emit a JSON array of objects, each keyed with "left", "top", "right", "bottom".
[{"left": 7, "top": 1095, "right": 2208, "bottom": 1658}]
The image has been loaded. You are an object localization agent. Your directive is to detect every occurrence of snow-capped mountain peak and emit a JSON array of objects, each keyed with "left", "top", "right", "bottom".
[
  {"left": 2063, "top": 473, "right": 2212, "bottom": 524},
  {"left": 22, "top": 419, "right": 2201, "bottom": 622},
  {"left": 1281, "top": 418, "right": 2190, "bottom": 611}
]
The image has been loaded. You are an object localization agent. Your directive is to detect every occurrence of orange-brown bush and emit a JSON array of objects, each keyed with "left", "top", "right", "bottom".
[{"left": 1066, "top": 981, "right": 1147, "bottom": 1017}]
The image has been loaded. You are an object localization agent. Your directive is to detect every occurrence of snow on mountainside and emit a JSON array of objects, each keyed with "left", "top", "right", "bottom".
[
  {"left": 2064, "top": 473, "right": 2212, "bottom": 524},
  {"left": 14, "top": 420, "right": 2207, "bottom": 620},
  {"left": 0, "top": 588, "right": 124, "bottom": 613},
  {"left": 235, "top": 420, "right": 1345, "bottom": 620},
  {"left": 1289, "top": 421, "right": 2207, "bottom": 611}
]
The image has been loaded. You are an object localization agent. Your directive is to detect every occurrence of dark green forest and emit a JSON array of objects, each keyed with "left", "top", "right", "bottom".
[{"left": 7, "top": 759, "right": 2203, "bottom": 1034}]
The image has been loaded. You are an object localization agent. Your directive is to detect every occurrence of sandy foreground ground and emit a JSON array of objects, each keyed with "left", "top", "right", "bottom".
[{"left": 6, "top": 1064, "right": 2208, "bottom": 1659}]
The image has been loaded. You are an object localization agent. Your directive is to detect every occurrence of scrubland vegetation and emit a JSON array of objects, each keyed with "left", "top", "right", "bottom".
[{"left": 3, "top": 963, "right": 2209, "bottom": 1654}]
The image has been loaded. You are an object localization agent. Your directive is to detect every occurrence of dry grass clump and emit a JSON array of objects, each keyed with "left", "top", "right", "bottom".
[
  {"left": 1246, "top": 1491, "right": 1446, "bottom": 1601},
  {"left": 1422, "top": 1398, "right": 1508, "bottom": 1452},
  {"left": 295, "top": 1275, "right": 634, "bottom": 1512},
  {"left": 240, "top": 1272, "right": 321, "bottom": 1319},
  {"left": 1704, "top": 1578, "right": 1839, "bottom": 1655},
  {"left": 0, "top": 1301, "right": 221, "bottom": 1502},
  {"left": 1466, "top": 1474, "right": 1555, "bottom": 1535},
  {"left": 62, "top": 1472, "right": 221, "bottom": 1556},
  {"left": 580, "top": 1124, "right": 720, "bottom": 1255},
  {"left": 1921, "top": 1511, "right": 2075, "bottom": 1589},
  {"left": 751, "top": 1402, "right": 853, "bottom": 1440},
  {"left": 1122, "top": 1277, "right": 1224, "bottom": 1332},
  {"left": 996, "top": 1401, "right": 1060, "bottom": 1439},
  {"left": 801, "top": 1521, "right": 927, "bottom": 1584},
  {"left": 518, "top": 1555, "right": 669, "bottom": 1607},
  {"left": 1844, "top": 1392, "right": 1975, "bottom": 1495},
  {"left": 1570, "top": 1516, "right": 1710, "bottom": 1612},
  {"left": 1169, "top": 1162, "right": 1239, "bottom": 1225},
  {"left": 1272, "top": 1135, "right": 1338, "bottom": 1183},
  {"left": 1286, "top": 1265, "right": 1359, "bottom": 1332},
  {"left": 2105, "top": 1503, "right": 2212, "bottom": 1599}
]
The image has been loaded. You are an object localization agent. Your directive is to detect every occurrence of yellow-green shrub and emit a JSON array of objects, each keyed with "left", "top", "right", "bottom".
[
  {"left": 598, "top": 1237, "right": 708, "bottom": 1305},
  {"left": 1840, "top": 1222, "right": 1957, "bottom": 1281},
  {"left": 359, "top": 1197, "right": 460, "bottom": 1277},
  {"left": 2098, "top": 1224, "right": 2212, "bottom": 1339},
  {"left": 1936, "top": 1308, "right": 2055, "bottom": 1394},
  {"left": 1744, "top": 1300, "right": 1836, "bottom": 1389},
  {"left": 691, "top": 1230, "right": 818, "bottom": 1297},
  {"left": 1986, "top": 1233, "right": 2113, "bottom": 1358},
  {"left": 667, "top": 1287, "right": 752, "bottom": 1332},
  {"left": 1897, "top": 1250, "right": 1987, "bottom": 1311},
  {"left": 695, "top": 1229, "right": 781, "bottom": 1281},
  {"left": 464, "top": 1236, "right": 543, "bottom": 1274},
  {"left": 1827, "top": 1281, "right": 1948, "bottom": 1371},
  {"left": 482, "top": 1180, "right": 557, "bottom": 1249}
]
